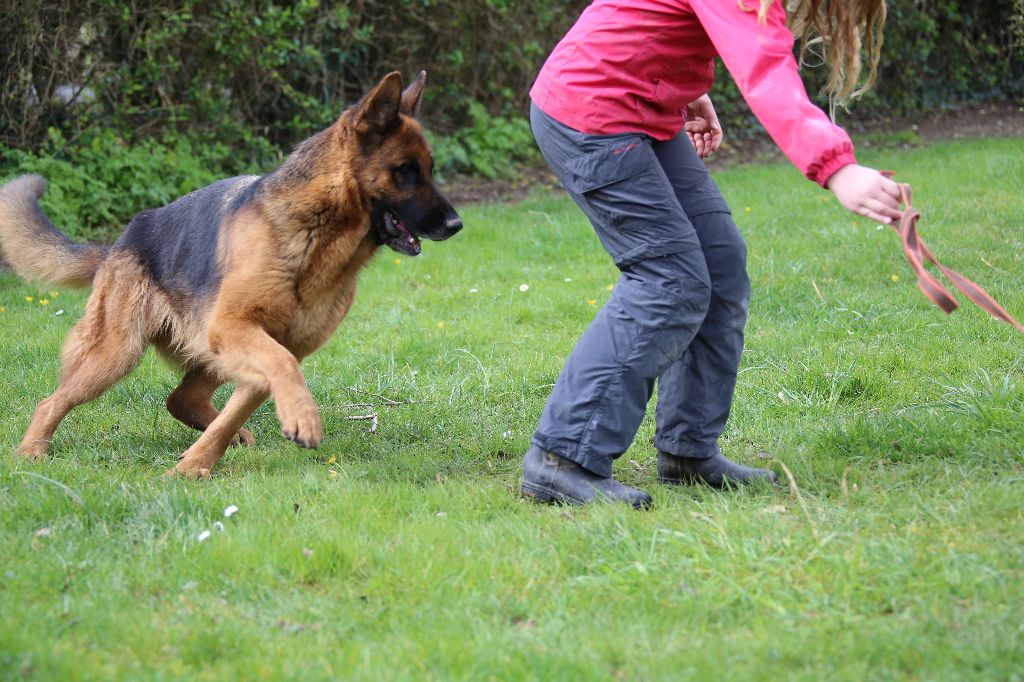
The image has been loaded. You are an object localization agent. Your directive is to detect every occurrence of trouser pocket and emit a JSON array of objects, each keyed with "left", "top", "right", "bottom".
[{"left": 560, "top": 136, "right": 702, "bottom": 268}]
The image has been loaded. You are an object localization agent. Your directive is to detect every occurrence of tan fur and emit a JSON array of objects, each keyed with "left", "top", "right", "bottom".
[
  {"left": 18, "top": 255, "right": 156, "bottom": 456},
  {"left": 0, "top": 175, "right": 108, "bottom": 287},
  {"left": 7, "top": 71, "right": 459, "bottom": 477},
  {"left": 166, "top": 368, "right": 255, "bottom": 446}
]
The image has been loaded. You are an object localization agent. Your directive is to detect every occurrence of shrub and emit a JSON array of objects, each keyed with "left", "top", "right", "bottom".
[
  {"left": 0, "top": 0, "right": 1020, "bottom": 191},
  {"left": 0, "top": 128, "right": 257, "bottom": 242},
  {"left": 429, "top": 101, "right": 537, "bottom": 179},
  {"left": 710, "top": 0, "right": 1024, "bottom": 135}
]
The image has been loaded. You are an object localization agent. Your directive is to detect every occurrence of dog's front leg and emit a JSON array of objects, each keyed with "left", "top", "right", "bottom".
[{"left": 208, "top": 320, "right": 323, "bottom": 449}]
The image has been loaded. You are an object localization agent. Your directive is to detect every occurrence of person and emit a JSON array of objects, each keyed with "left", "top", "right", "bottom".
[{"left": 520, "top": 0, "right": 903, "bottom": 508}]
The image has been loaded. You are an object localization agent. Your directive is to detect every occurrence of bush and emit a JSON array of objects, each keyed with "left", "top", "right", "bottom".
[
  {"left": 0, "top": 0, "right": 589, "bottom": 153},
  {"left": 0, "top": 0, "right": 1020, "bottom": 197},
  {"left": 709, "top": 0, "right": 1024, "bottom": 136},
  {"left": 429, "top": 101, "right": 537, "bottom": 179},
  {"left": 0, "top": 128, "right": 256, "bottom": 242}
]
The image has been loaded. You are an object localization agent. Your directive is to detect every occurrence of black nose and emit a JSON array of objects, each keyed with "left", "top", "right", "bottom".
[{"left": 445, "top": 215, "right": 463, "bottom": 234}]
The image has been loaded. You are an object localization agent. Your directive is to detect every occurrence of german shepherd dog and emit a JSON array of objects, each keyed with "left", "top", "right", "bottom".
[{"left": 0, "top": 71, "right": 461, "bottom": 477}]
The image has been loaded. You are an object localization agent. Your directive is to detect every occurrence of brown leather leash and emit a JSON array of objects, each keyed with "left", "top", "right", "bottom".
[{"left": 881, "top": 171, "right": 1024, "bottom": 335}]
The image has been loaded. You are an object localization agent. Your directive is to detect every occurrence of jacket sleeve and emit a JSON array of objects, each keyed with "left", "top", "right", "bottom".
[{"left": 690, "top": 0, "right": 856, "bottom": 186}]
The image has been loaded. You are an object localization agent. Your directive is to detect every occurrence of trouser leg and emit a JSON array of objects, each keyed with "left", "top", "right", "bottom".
[
  {"left": 650, "top": 133, "right": 751, "bottom": 458},
  {"left": 528, "top": 103, "right": 712, "bottom": 478},
  {"left": 534, "top": 253, "right": 712, "bottom": 477},
  {"left": 654, "top": 211, "right": 750, "bottom": 457}
]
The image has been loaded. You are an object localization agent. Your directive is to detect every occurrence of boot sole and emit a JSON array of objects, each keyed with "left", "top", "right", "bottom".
[
  {"left": 658, "top": 473, "right": 778, "bottom": 488},
  {"left": 521, "top": 481, "right": 652, "bottom": 510},
  {"left": 520, "top": 481, "right": 584, "bottom": 506}
]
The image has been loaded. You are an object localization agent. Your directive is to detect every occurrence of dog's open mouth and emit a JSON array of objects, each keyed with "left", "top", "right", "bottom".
[{"left": 383, "top": 211, "right": 421, "bottom": 256}]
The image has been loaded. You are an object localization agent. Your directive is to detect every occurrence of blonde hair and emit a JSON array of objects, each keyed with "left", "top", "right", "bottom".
[{"left": 747, "top": 0, "right": 887, "bottom": 103}]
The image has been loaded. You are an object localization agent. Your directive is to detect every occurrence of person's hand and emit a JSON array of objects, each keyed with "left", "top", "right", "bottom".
[
  {"left": 826, "top": 164, "right": 905, "bottom": 225},
  {"left": 685, "top": 94, "right": 722, "bottom": 159}
]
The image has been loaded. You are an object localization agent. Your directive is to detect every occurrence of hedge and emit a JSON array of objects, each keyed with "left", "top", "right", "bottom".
[{"left": 1, "top": 0, "right": 1021, "bottom": 179}]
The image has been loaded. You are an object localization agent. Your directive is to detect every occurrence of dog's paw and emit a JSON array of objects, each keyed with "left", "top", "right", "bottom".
[
  {"left": 164, "top": 461, "right": 212, "bottom": 479},
  {"left": 16, "top": 440, "right": 49, "bottom": 460},
  {"left": 167, "top": 443, "right": 220, "bottom": 478},
  {"left": 231, "top": 428, "right": 256, "bottom": 447},
  {"left": 277, "top": 398, "right": 323, "bottom": 449}
]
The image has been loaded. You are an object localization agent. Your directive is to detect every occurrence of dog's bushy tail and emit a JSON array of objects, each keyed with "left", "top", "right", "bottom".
[{"left": 0, "top": 175, "right": 109, "bottom": 288}]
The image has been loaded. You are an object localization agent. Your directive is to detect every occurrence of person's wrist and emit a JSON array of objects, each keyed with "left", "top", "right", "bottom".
[{"left": 825, "top": 162, "right": 856, "bottom": 191}]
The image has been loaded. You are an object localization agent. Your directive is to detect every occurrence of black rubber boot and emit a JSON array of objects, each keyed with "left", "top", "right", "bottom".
[
  {"left": 657, "top": 451, "right": 777, "bottom": 488},
  {"left": 521, "top": 445, "right": 652, "bottom": 509}
]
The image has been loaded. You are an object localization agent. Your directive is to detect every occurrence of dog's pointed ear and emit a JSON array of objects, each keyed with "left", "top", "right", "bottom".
[
  {"left": 400, "top": 71, "right": 427, "bottom": 117},
  {"left": 355, "top": 72, "right": 404, "bottom": 137}
]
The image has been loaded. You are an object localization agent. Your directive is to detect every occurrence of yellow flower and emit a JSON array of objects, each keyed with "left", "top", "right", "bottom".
[
  {"left": 24, "top": 296, "right": 33, "bottom": 302},
  {"left": 49, "top": 291, "right": 59, "bottom": 298},
  {"left": 394, "top": 258, "right": 402, "bottom": 265},
  {"left": 327, "top": 455, "right": 337, "bottom": 465},
  {"left": 606, "top": 284, "right": 614, "bottom": 291},
  {"left": 436, "top": 321, "right": 445, "bottom": 329},
  {"left": 39, "top": 299, "right": 49, "bottom": 306},
  {"left": 587, "top": 299, "right": 597, "bottom": 307},
  {"left": 891, "top": 274, "right": 899, "bottom": 283},
  {"left": 329, "top": 469, "right": 339, "bottom": 480},
  {"left": 0, "top": 306, "right": 5, "bottom": 313},
  {"left": 744, "top": 207, "right": 752, "bottom": 213}
]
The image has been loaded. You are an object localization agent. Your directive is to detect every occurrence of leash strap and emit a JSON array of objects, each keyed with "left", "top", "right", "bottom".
[{"left": 880, "top": 171, "right": 1024, "bottom": 334}]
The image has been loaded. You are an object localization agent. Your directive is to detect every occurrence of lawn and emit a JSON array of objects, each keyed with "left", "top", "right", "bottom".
[{"left": 1, "top": 139, "right": 1022, "bottom": 681}]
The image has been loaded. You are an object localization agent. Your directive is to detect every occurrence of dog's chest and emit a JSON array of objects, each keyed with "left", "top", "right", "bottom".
[
  {"left": 278, "top": 237, "right": 377, "bottom": 359},
  {"left": 284, "top": 279, "right": 359, "bottom": 359}
]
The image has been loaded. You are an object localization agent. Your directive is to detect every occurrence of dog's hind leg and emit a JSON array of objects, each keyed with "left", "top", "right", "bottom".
[
  {"left": 168, "top": 382, "right": 268, "bottom": 478},
  {"left": 166, "top": 368, "right": 256, "bottom": 446},
  {"left": 18, "top": 262, "right": 150, "bottom": 458}
]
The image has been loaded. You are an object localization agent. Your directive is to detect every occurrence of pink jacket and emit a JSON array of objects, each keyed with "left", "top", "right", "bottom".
[{"left": 530, "top": 0, "right": 856, "bottom": 186}]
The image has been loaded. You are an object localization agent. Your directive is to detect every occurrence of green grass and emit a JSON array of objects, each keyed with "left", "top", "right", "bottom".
[
  {"left": 2, "top": 139, "right": 1023, "bottom": 680},
  {"left": 851, "top": 129, "right": 923, "bottom": 150}
]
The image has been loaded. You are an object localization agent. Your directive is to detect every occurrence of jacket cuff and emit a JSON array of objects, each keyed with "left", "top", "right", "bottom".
[{"left": 807, "top": 145, "right": 857, "bottom": 188}]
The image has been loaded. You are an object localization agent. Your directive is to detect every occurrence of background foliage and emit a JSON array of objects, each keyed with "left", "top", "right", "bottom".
[
  {"left": 0, "top": 0, "right": 1021, "bottom": 240},
  {"left": 715, "top": 0, "right": 1024, "bottom": 138}
]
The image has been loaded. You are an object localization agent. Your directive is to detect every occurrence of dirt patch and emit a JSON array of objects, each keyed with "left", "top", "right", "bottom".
[
  {"left": 877, "top": 101, "right": 1024, "bottom": 142},
  {"left": 439, "top": 162, "right": 561, "bottom": 208},
  {"left": 440, "top": 103, "right": 1024, "bottom": 206}
]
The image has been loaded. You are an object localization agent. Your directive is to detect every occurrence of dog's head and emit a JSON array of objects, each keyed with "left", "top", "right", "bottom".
[{"left": 344, "top": 71, "right": 462, "bottom": 256}]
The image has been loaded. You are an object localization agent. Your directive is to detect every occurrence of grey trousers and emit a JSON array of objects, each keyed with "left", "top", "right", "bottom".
[{"left": 530, "top": 103, "right": 751, "bottom": 478}]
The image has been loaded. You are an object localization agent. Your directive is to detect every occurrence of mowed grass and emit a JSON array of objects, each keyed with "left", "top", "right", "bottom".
[{"left": 1, "top": 139, "right": 1022, "bottom": 680}]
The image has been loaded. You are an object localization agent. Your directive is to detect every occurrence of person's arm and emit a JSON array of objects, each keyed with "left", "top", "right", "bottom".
[{"left": 690, "top": 0, "right": 902, "bottom": 223}]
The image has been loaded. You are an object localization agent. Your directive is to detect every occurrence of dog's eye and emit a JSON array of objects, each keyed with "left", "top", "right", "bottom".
[{"left": 393, "top": 162, "right": 420, "bottom": 187}]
